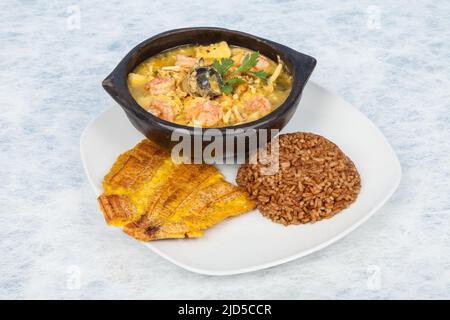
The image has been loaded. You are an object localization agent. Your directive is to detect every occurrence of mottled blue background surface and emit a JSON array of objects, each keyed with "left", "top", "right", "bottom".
[{"left": 1, "top": 0, "right": 449, "bottom": 299}]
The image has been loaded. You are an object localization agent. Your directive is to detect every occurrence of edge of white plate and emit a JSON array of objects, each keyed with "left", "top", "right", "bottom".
[{"left": 80, "top": 81, "right": 402, "bottom": 276}]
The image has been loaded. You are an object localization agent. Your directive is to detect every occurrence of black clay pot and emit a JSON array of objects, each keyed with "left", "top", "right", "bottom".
[{"left": 102, "top": 27, "right": 316, "bottom": 162}]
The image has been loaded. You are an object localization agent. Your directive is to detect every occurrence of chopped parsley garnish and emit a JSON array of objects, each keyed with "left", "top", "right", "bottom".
[
  {"left": 212, "top": 51, "right": 268, "bottom": 94},
  {"left": 221, "top": 77, "right": 245, "bottom": 95},
  {"left": 212, "top": 58, "right": 234, "bottom": 78},
  {"left": 236, "top": 52, "right": 260, "bottom": 73},
  {"left": 250, "top": 70, "right": 268, "bottom": 80}
]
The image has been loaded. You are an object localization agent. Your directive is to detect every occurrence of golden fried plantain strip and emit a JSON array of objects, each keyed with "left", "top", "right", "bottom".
[
  {"left": 98, "top": 194, "right": 136, "bottom": 226},
  {"left": 99, "top": 139, "right": 256, "bottom": 241},
  {"left": 100, "top": 140, "right": 176, "bottom": 225},
  {"left": 184, "top": 189, "right": 255, "bottom": 231},
  {"left": 103, "top": 140, "right": 169, "bottom": 193},
  {"left": 123, "top": 165, "right": 221, "bottom": 240},
  {"left": 178, "top": 184, "right": 254, "bottom": 234},
  {"left": 124, "top": 179, "right": 255, "bottom": 241},
  {"left": 126, "top": 190, "right": 255, "bottom": 241},
  {"left": 142, "top": 164, "right": 218, "bottom": 227}
]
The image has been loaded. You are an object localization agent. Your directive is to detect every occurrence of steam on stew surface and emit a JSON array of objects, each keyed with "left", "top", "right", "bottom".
[{"left": 127, "top": 41, "right": 292, "bottom": 127}]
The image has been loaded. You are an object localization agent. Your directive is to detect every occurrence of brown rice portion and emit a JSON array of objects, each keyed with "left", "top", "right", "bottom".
[{"left": 236, "top": 132, "right": 361, "bottom": 225}]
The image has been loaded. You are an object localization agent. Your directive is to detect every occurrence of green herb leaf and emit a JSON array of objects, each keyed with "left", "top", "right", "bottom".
[
  {"left": 236, "top": 52, "right": 260, "bottom": 73},
  {"left": 250, "top": 70, "right": 268, "bottom": 80},
  {"left": 213, "top": 52, "right": 265, "bottom": 94},
  {"left": 222, "top": 77, "right": 244, "bottom": 95},
  {"left": 212, "top": 58, "right": 234, "bottom": 78},
  {"left": 221, "top": 84, "right": 233, "bottom": 95}
]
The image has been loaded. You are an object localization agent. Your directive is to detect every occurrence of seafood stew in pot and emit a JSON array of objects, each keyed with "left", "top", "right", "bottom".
[{"left": 127, "top": 41, "right": 293, "bottom": 127}]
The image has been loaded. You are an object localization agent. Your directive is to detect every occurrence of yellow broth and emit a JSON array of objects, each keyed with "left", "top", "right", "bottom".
[{"left": 128, "top": 41, "right": 292, "bottom": 127}]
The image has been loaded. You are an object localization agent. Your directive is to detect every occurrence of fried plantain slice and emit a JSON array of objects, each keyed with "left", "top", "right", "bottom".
[
  {"left": 98, "top": 194, "right": 136, "bottom": 226},
  {"left": 98, "top": 139, "right": 256, "bottom": 241},
  {"left": 103, "top": 139, "right": 169, "bottom": 193},
  {"left": 123, "top": 177, "right": 243, "bottom": 241},
  {"left": 99, "top": 140, "right": 176, "bottom": 225}
]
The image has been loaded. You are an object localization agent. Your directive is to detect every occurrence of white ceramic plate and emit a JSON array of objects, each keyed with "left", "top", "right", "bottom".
[{"left": 80, "top": 81, "right": 401, "bottom": 275}]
